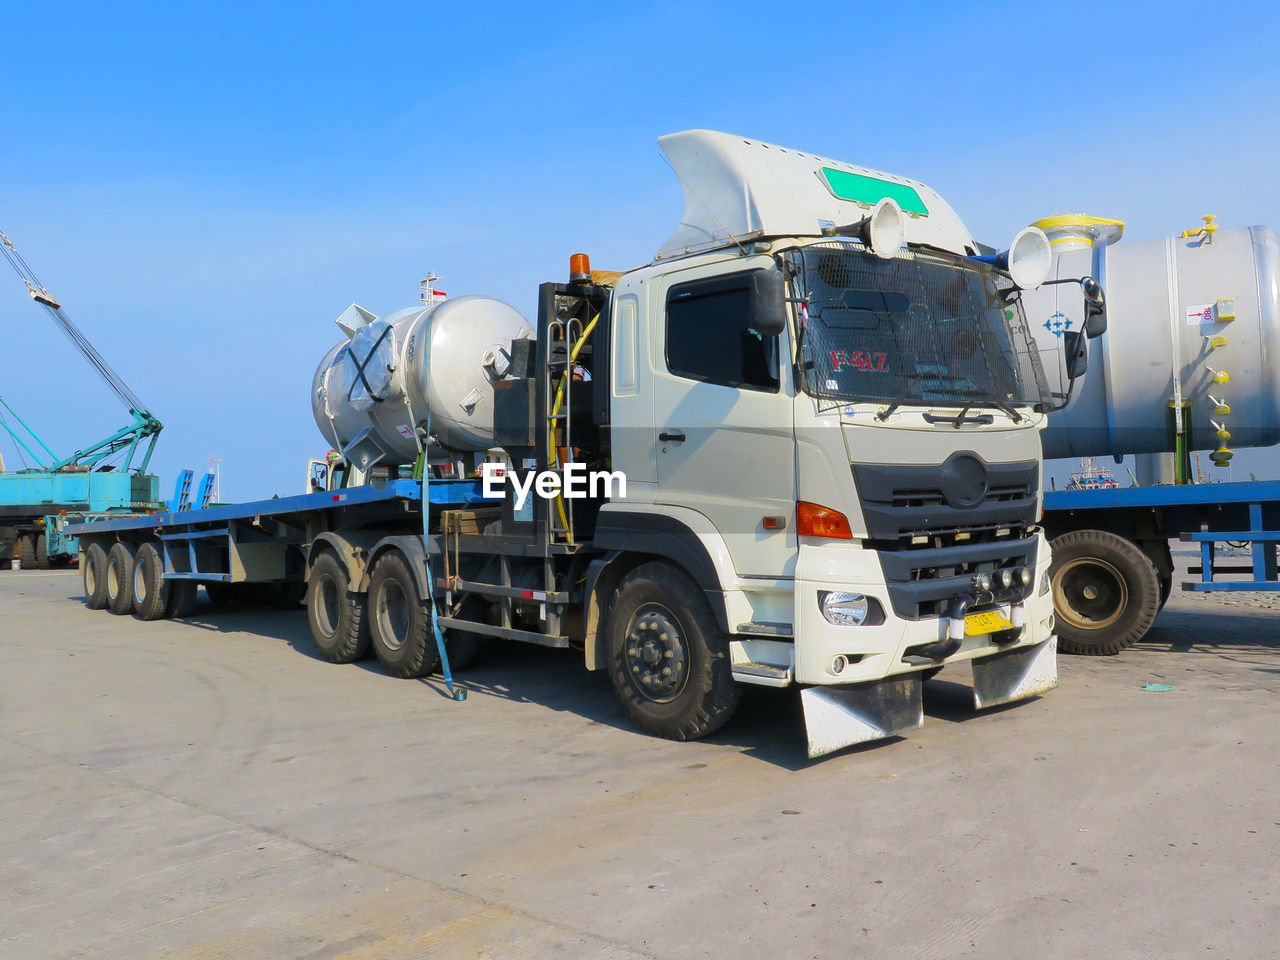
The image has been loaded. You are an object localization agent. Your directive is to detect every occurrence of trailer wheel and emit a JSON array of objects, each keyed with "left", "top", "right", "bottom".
[
  {"left": 606, "top": 561, "right": 741, "bottom": 741},
  {"left": 368, "top": 550, "right": 439, "bottom": 678},
  {"left": 131, "top": 542, "right": 171, "bottom": 620},
  {"left": 166, "top": 580, "right": 199, "bottom": 618},
  {"left": 83, "top": 542, "right": 110, "bottom": 609},
  {"left": 306, "top": 551, "right": 371, "bottom": 664},
  {"left": 106, "top": 542, "right": 137, "bottom": 615},
  {"left": 1049, "top": 530, "right": 1161, "bottom": 655},
  {"left": 35, "top": 533, "right": 50, "bottom": 570}
]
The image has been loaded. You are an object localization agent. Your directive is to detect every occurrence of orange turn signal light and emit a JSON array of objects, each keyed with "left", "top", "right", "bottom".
[{"left": 796, "top": 501, "right": 853, "bottom": 539}]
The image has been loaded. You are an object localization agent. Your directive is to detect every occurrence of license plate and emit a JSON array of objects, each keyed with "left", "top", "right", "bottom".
[{"left": 965, "top": 609, "right": 1012, "bottom": 636}]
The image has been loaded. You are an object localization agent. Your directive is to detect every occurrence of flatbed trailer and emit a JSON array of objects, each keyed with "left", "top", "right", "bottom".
[
  {"left": 1041, "top": 478, "right": 1280, "bottom": 654},
  {"left": 68, "top": 477, "right": 494, "bottom": 616}
]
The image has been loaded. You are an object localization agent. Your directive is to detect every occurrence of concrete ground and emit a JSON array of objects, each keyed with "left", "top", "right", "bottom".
[{"left": 1, "top": 560, "right": 1277, "bottom": 960}]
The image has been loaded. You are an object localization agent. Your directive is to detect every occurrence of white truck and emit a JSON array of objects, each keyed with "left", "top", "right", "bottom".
[{"left": 72, "top": 130, "right": 1081, "bottom": 757}]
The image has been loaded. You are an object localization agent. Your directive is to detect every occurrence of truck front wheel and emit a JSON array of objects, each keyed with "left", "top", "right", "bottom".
[
  {"left": 368, "top": 550, "right": 439, "bottom": 678},
  {"left": 306, "top": 551, "right": 371, "bottom": 664},
  {"left": 1049, "top": 530, "right": 1160, "bottom": 655},
  {"left": 606, "top": 561, "right": 741, "bottom": 741}
]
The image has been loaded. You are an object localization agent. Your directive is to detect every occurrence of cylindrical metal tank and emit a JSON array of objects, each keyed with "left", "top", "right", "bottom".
[
  {"left": 1023, "top": 218, "right": 1280, "bottom": 461},
  {"left": 312, "top": 295, "right": 534, "bottom": 468}
]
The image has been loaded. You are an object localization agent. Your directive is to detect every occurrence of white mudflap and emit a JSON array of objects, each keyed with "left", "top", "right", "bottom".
[
  {"left": 800, "top": 676, "right": 923, "bottom": 759},
  {"left": 971, "top": 635, "right": 1059, "bottom": 709}
]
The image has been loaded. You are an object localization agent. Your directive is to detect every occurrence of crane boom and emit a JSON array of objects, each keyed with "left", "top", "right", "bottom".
[{"left": 0, "top": 228, "right": 161, "bottom": 472}]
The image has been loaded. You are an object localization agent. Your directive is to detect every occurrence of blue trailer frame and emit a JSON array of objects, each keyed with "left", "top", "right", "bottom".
[
  {"left": 1043, "top": 479, "right": 1280, "bottom": 592},
  {"left": 67, "top": 477, "right": 494, "bottom": 582}
]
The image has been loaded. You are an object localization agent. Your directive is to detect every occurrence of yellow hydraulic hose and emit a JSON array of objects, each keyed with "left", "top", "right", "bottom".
[{"left": 548, "top": 313, "right": 600, "bottom": 537}]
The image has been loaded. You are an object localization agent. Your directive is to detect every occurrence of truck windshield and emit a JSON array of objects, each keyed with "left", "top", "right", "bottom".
[{"left": 783, "top": 242, "right": 1052, "bottom": 410}]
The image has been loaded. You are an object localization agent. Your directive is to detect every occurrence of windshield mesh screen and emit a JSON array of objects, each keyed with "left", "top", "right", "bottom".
[{"left": 784, "top": 243, "right": 1050, "bottom": 409}]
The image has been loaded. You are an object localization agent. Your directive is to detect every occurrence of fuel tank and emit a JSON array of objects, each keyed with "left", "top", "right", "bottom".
[{"left": 312, "top": 295, "right": 534, "bottom": 469}]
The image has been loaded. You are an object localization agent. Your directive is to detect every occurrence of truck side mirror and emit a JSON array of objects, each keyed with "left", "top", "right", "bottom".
[
  {"left": 747, "top": 270, "right": 788, "bottom": 337},
  {"left": 1063, "top": 329, "right": 1088, "bottom": 380},
  {"left": 1081, "top": 276, "right": 1107, "bottom": 338}
]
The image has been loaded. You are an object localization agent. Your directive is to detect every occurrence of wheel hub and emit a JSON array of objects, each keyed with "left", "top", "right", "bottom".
[
  {"left": 624, "top": 604, "right": 689, "bottom": 702},
  {"left": 1054, "top": 557, "right": 1128, "bottom": 630}
]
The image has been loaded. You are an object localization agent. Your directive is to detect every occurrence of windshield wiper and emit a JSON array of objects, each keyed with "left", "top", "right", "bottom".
[
  {"left": 874, "top": 401, "right": 901, "bottom": 422},
  {"left": 922, "top": 394, "right": 1024, "bottom": 425}
]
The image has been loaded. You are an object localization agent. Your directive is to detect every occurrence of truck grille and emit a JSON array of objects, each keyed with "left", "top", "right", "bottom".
[{"left": 853, "top": 455, "right": 1039, "bottom": 619}]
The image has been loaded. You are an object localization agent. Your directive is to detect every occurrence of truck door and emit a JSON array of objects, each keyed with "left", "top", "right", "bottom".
[{"left": 651, "top": 263, "right": 798, "bottom": 578}]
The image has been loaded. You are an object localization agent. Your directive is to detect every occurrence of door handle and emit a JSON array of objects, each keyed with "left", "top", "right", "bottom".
[{"left": 659, "top": 430, "right": 686, "bottom": 443}]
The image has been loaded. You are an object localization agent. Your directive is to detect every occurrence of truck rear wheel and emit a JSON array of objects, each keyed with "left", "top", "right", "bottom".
[
  {"left": 606, "top": 561, "right": 741, "bottom": 741},
  {"left": 306, "top": 551, "right": 371, "bottom": 664},
  {"left": 83, "top": 542, "right": 110, "bottom": 609},
  {"left": 35, "top": 533, "right": 49, "bottom": 569},
  {"left": 1050, "top": 530, "right": 1161, "bottom": 655},
  {"left": 368, "top": 550, "right": 439, "bottom": 678},
  {"left": 132, "top": 542, "right": 171, "bottom": 620},
  {"left": 106, "top": 542, "right": 137, "bottom": 615},
  {"left": 18, "top": 534, "right": 35, "bottom": 569}
]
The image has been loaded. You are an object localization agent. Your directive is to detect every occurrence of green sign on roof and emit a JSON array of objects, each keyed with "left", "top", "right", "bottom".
[{"left": 820, "top": 168, "right": 929, "bottom": 216}]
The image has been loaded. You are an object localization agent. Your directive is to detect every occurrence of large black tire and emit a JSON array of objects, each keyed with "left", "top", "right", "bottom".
[
  {"left": 83, "top": 542, "right": 110, "bottom": 609},
  {"left": 306, "top": 551, "right": 371, "bottom": 664},
  {"left": 106, "top": 542, "right": 137, "bottom": 615},
  {"left": 166, "top": 579, "right": 199, "bottom": 618},
  {"left": 606, "top": 561, "right": 741, "bottom": 741},
  {"left": 34, "top": 533, "right": 50, "bottom": 570},
  {"left": 131, "top": 542, "right": 171, "bottom": 620},
  {"left": 1050, "top": 530, "right": 1161, "bottom": 656},
  {"left": 18, "top": 534, "right": 35, "bottom": 569},
  {"left": 368, "top": 550, "right": 439, "bottom": 678}
]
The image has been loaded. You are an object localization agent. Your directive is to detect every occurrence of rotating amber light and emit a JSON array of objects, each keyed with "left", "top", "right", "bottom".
[
  {"left": 569, "top": 252, "right": 591, "bottom": 283},
  {"left": 797, "top": 501, "right": 853, "bottom": 539}
]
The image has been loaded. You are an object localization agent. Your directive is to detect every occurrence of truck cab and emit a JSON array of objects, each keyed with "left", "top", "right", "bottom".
[{"left": 585, "top": 131, "right": 1059, "bottom": 754}]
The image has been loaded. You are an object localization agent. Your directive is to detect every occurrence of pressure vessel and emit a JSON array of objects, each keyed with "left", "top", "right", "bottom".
[
  {"left": 1023, "top": 217, "right": 1280, "bottom": 461},
  {"left": 312, "top": 295, "right": 534, "bottom": 469}
]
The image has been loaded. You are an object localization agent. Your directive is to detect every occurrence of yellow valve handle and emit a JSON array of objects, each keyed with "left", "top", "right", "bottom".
[{"left": 1180, "top": 214, "right": 1218, "bottom": 239}]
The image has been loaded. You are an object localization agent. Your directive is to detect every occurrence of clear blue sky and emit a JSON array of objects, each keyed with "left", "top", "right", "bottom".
[{"left": 2, "top": 1, "right": 1279, "bottom": 499}]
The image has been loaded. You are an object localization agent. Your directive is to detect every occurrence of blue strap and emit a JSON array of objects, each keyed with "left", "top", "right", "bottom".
[{"left": 421, "top": 405, "right": 467, "bottom": 702}]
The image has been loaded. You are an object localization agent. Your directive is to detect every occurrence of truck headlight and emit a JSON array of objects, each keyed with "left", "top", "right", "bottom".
[
  {"left": 1039, "top": 570, "right": 1051, "bottom": 596},
  {"left": 818, "top": 591, "right": 884, "bottom": 626}
]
